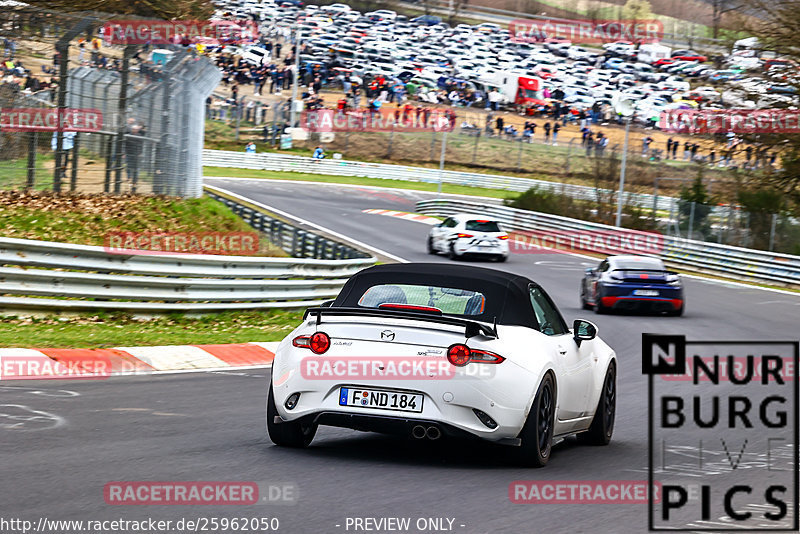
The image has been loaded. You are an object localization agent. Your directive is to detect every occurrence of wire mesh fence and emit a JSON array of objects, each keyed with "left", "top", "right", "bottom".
[{"left": 0, "top": 4, "right": 220, "bottom": 197}]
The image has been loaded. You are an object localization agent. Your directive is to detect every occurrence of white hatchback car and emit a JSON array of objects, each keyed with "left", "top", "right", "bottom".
[{"left": 427, "top": 214, "right": 510, "bottom": 262}]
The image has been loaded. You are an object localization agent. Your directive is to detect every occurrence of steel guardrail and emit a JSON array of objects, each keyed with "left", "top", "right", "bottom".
[
  {"left": 0, "top": 192, "right": 376, "bottom": 312},
  {"left": 415, "top": 198, "right": 800, "bottom": 288},
  {"left": 0, "top": 237, "right": 373, "bottom": 312}
]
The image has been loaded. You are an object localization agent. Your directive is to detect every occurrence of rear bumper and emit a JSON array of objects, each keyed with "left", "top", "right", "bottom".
[
  {"left": 601, "top": 296, "right": 683, "bottom": 312},
  {"left": 453, "top": 241, "right": 509, "bottom": 258},
  {"left": 271, "top": 358, "right": 535, "bottom": 442},
  {"left": 297, "top": 411, "right": 482, "bottom": 441}
]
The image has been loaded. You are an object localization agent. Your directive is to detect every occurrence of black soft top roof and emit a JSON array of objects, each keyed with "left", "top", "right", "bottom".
[{"left": 332, "top": 263, "right": 540, "bottom": 328}]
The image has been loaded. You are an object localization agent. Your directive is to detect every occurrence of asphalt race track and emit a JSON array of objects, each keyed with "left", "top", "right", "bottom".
[{"left": 3, "top": 178, "right": 798, "bottom": 534}]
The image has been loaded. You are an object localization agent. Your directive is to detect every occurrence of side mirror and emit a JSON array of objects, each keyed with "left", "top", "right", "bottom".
[
  {"left": 573, "top": 319, "right": 597, "bottom": 346},
  {"left": 585, "top": 267, "right": 596, "bottom": 275},
  {"left": 320, "top": 300, "right": 335, "bottom": 308}
]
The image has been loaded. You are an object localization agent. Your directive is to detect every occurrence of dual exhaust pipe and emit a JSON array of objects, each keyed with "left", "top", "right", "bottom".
[{"left": 411, "top": 424, "right": 442, "bottom": 440}]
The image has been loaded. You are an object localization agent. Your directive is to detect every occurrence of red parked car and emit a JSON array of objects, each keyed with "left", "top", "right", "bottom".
[
  {"left": 671, "top": 49, "right": 708, "bottom": 62},
  {"left": 653, "top": 58, "right": 677, "bottom": 67}
]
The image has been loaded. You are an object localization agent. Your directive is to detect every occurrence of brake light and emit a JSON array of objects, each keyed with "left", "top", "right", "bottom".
[
  {"left": 447, "top": 344, "right": 471, "bottom": 366},
  {"left": 309, "top": 332, "right": 331, "bottom": 354},
  {"left": 293, "top": 332, "right": 331, "bottom": 354},
  {"left": 456, "top": 233, "right": 473, "bottom": 238},
  {"left": 497, "top": 234, "right": 509, "bottom": 240},
  {"left": 379, "top": 303, "right": 443, "bottom": 314},
  {"left": 446, "top": 344, "right": 505, "bottom": 366}
]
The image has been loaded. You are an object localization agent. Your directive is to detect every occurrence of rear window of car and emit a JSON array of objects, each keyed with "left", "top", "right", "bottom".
[
  {"left": 465, "top": 220, "right": 501, "bottom": 232},
  {"left": 357, "top": 284, "right": 486, "bottom": 316}
]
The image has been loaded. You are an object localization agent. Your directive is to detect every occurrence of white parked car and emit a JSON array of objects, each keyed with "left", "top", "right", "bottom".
[
  {"left": 267, "top": 263, "right": 618, "bottom": 467},
  {"left": 567, "top": 46, "right": 592, "bottom": 61},
  {"left": 365, "top": 9, "right": 397, "bottom": 21},
  {"left": 240, "top": 45, "right": 270, "bottom": 66},
  {"left": 427, "top": 214, "right": 509, "bottom": 262}
]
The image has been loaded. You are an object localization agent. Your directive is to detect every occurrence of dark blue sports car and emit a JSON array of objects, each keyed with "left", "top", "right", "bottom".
[{"left": 580, "top": 255, "right": 684, "bottom": 316}]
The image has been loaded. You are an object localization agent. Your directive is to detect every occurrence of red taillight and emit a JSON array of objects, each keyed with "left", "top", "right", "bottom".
[
  {"left": 447, "top": 344, "right": 505, "bottom": 366},
  {"left": 447, "top": 344, "right": 471, "bottom": 366},
  {"left": 456, "top": 233, "right": 473, "bottom": 238},
  {"left": 497, "top": 234, "right": 509, "bottom": 240},
  {"left": 309, "top": 332, "right": 331, "bottom": 354},
  {"left": 293, "top": 332, "right": 331, "bottom": 354}
]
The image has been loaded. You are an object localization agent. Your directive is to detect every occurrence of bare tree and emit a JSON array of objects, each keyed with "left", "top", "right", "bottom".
[
  {"left": 736, "top": 0, "right": 800, "bottom": 210},
  {"left": 447, "top": 0, "right": 468, "bottom": 26},
  {"left": 710, "top": 0, "right": 743, "bottom": 39}
]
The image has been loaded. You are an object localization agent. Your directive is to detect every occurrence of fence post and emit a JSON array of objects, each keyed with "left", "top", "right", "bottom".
[
  {"left": 70, "top": 133, "right": 79, "bottom": 192},
  {"left": 387, "top": 124, "right": 394, "bottom": 158},
  {"left": 472, "top": 131, "right": 480, "bottom": 165},
  {"left": 25, "top": 132, "right": 36, "bottom": 190},
  {"left": 688, "top": 201, "right": 695, "bottom": 239},
  {"left": 114, "top": 45, "right": 134, "bottom": 194},
  {"left": 565, "top": 137, "right": 575, "bottom": 174},
  {"left": 235, "top": 101, "right": 242, "bottom": 141},
  {"left": 768, "top": 213, "right": 777, "bottom": 252},
  {"left": 104, "top": 135, "right": 114, "bottom": 193},
  {"left": 652, "top": 177, "right": 659, "bottom": 221},
  {"left": 516, "top": 138, "right": 524, "bottom": 170}
]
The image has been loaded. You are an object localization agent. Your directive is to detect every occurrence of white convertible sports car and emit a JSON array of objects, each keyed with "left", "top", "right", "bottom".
[{"left": 267, "top": 263, "right": 617, "bottom": 467}]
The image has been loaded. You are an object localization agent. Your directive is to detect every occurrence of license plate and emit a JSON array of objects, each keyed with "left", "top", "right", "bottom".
[
  {"left": 633, "top": 289, "right": 659, "bottom": 296},
  {"left": 339, "top": 387, "right": 423, "bottom": 413}
]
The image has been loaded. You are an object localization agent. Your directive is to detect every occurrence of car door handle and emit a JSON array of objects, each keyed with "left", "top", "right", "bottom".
[{"left": 558, "top": 347, "right": 567, "bottom": 355}]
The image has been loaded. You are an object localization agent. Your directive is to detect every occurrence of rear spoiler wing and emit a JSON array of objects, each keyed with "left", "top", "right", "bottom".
[{"left": 303, "top": 307, "right": 499, "bottom": 339}]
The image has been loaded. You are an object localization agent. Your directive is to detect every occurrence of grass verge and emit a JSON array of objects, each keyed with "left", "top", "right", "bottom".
[
  {"left": 0, "top": 191, "right": 284, "bottom": 256},
  {"left": 204, "top": 166, "right": 520, "bottom": 200},
  {"left": 0, "top": 310, "right": 303, "bottom": 349}
]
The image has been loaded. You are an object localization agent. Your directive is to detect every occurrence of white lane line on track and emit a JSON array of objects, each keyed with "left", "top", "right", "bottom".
[
  {"left": 206, "top": 180, "right": 800, "bottom": 298},
  {"left": 205, "top": 185, "right": 409, "bottom": 263}
]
